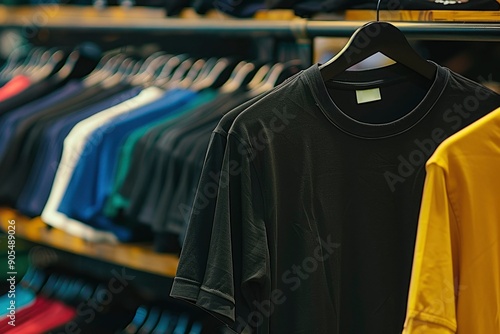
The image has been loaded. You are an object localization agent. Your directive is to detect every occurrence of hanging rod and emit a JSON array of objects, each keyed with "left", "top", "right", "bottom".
[{"left": 0, "top": 6, "right": 499, "bottom": 41}]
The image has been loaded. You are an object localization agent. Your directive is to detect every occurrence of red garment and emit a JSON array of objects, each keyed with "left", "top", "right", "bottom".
[
  {"left": 2, "top": 297, "right": 76, "bottom": 334},
  {"left": 0, "top": 297, "right": 51, "bottom": 332},
  {"left": 0, "top": 75, "right": 31, "bottom": 102}
]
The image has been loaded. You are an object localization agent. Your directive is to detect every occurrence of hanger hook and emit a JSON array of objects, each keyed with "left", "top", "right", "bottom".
[{"left": 376, "top": 0, "right": 382, "bottom": 21}]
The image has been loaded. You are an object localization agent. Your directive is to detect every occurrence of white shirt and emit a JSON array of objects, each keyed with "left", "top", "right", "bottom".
[{"left": 41, "top": 86, "right": 164, "bottom": 243}]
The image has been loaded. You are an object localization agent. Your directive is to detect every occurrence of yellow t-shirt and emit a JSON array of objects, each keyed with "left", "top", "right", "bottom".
[{"left": 403, "top": 106, "right": 500, "bottom": 334}]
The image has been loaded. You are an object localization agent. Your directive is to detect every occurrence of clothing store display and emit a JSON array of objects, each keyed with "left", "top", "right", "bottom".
[
  {"left": 0, "top": 81, "right": 130, "bottom": 205},
  {"left": 15, "top": 85, "right": 140, "bottom": 217},
  {"left": 0, "top": 13, "right": 499, "bottom": 334},
  {"left": 57, "top": 89, "right": 196, "bottom": 241},
  {"left": 41, "top": 86, "right": 165, "bottom": 243},
  {"left": 0, "top": 268, "right": 213, "bottom": 334},
  {"left": 103, "top": 89, "right": 219, "bottom": 219},
  {"left": 171, "top": 63, "right": 500, "bottom": 333},
  {"left": 403, "top": 106, "right": 500, "bottom": 334},
  {"left": 0, "top": 81, "right": 83, "bottom": 161},
  {"left": 5, "top": 84, "right": 137, "bottom": 209}
]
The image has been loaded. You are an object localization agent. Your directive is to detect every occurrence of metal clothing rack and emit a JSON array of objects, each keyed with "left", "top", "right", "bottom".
[
  {"left": 0, "top": 7, "right": 498, "bottom": 41},
  {"left": 1, "top": 19, "right": 499, "bottom": 41}
]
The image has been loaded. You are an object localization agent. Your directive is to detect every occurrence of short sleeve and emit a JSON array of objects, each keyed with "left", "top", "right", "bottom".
[
  {"left": 171, "top": 132, "right": 269, "bottom": 331},
  {"left": 403, "top": 162, "right": 459, "bottom": 334}
]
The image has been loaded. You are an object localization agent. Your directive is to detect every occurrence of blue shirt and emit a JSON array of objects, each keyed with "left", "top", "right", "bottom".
[
  {"left": 0, "top": 81, "right": 83, "bottom": 159},
  {"left": 15, "top": 87, "right": 142, "bottom": 217},
  {"left": 57, "top": 89, "right": 196, "bottom": 241}
]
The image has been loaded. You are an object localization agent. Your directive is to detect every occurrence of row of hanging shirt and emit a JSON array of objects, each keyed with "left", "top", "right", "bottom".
[
  {"left": 0, "top": 46, "right": 302, "bottom": 253},
  {"left": 0, "top": 266, "right": 208, "bottom": 334},
  {"left": 171, "top": 23, "right": 500, "bottom": 334}
]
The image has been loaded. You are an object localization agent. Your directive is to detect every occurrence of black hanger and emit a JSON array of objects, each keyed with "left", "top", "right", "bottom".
[{"left": 319, "top": 0, "right": 436, "bottom": 82}]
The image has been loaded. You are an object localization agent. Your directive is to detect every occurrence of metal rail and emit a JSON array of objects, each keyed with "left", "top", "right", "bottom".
[{"left": 0, "top": 6, "right": 498, "bottom": 41}]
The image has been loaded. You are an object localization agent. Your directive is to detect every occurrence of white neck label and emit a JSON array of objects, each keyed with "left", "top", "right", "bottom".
[{"left": 356, "top": 88, "right": 381, "bottom": 104}]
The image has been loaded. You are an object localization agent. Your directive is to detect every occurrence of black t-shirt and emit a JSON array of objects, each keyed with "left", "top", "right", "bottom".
[
  {"left": 171, "top": 63, "right": 500, "bottom": 333},
  {"left": 0, "top": 76, "right": 63, "bottom": 117},
  {"left": 123, "top": 93, "right": 235, "bottom": 224}
]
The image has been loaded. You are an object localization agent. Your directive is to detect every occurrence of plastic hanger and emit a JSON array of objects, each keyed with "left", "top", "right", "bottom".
[
  {"left": 12, "top": 48, "right": 44, "bottom": 77},
  {"left": 252, "top": 59, "right": 303, "bottom": 94},
  {"left": 84, "top": 53, "right": 127, "bottom": 87},
  {"left": 8, "top": 48, "right": 45, "bottom": 78},
  {"left": 176, "top": 58, "right": 207, "bottom": 89},
  {"left": 30, "top": 49, "right": 67, "bottom": 83},
  {"left": 191, "top": 57, "right": 238, "bottom": 91},
  {"left": 160, "top": 58, "right": 195, "bottom": 89},
  {"left": 189, "top": 57, "right": 219, "bottom": 88},
  {"left": 319, "top": 0, "right": 436, "bottom": 81},
  {"left": 131, "top": 52, "right": 172, "bottom": 86},
  {"left": 125, "top": 57, "right": 144, "bottom": 81},
  {"left": 246, "top": 63, "right": 273, "bottom": 90},
  {"left": 152, "top": 54, "right": 189, "bottom": 87},
  {"left": 83, "top": 50, "right": 127, "bottom": 86},
  {"left": 27, "top": 49, "right": 55, "bottom": 76},
  {"left": 101, "top": 57, "right": 136, "bottom": 88},
  {"left": 49, "top": 44, "right": 101, "bottom": 83},
  {"left": 0, "top": 46, "right": 30, "bottom": 79},
  {"left": 219, "top": 61, "right": 259, "bottom": 93}
]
